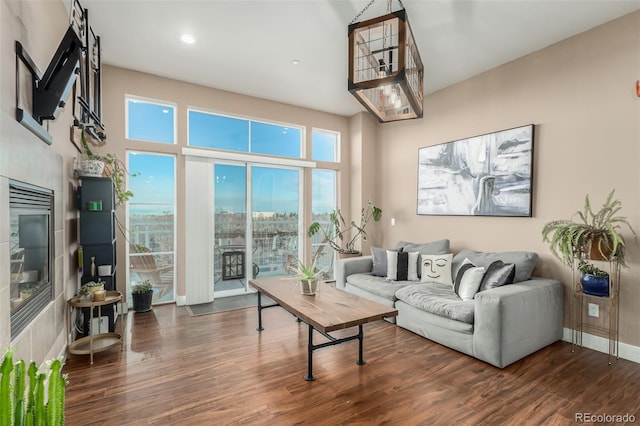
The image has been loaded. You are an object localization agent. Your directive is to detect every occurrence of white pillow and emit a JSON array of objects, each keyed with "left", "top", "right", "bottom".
[
  {"left": 454, "top": 264, "right": 485, "bottom": 300},
  {"left": 420, "top": 253, "right": 453, "bottom": 285}
]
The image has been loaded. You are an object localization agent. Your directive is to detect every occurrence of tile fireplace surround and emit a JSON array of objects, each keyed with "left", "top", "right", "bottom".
[{"left": 0, "top": 111, "right": 64, "bottom": 364}]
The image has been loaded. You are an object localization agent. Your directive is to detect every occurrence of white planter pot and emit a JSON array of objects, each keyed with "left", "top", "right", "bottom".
[{"left": 79, "top": 159, "right": 105, "bottom": 177}]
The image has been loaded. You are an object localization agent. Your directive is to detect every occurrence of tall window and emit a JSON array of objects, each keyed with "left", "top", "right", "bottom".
[
  {"left": 311, "top": 169, "right": 336, "bottom": 277},
  {"left": 126, "top": 97, "right": 176, "bottom": 144},
  {"left": 188, "top": 110, "right": 303, "bottom": 158},
  {"left": 127, "top": 153, "right": 176, "bottom": 305},
  {"left": 312, "top": 129, "right": 339, "bottom": 162}
]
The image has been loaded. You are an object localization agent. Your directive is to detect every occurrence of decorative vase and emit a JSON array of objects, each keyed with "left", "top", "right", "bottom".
[
  {"left": 299, "top": 279, "right": 318, "bottom": 296},
  {"left": 580, "top": 274, "right": 609, "bottom": 297},
  {"left": 79, "top": 159, "right": 105, "bottom": 177},
  {"left": 132, "top": 290, "right": 153, "bottom": 312}
]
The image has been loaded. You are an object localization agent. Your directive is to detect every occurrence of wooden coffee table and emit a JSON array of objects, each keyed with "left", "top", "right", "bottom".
[{"left": 249, "top": 277, "right": 397, "bottom": 381}]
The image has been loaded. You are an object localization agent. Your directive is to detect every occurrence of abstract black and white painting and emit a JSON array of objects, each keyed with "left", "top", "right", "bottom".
[{"left": 417, "top": 125, "right": 534, "bottom": 217}]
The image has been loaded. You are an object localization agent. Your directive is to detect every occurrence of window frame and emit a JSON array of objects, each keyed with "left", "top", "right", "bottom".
[{"left": 125, "top": 95, "right": 178, "bottom": 144}]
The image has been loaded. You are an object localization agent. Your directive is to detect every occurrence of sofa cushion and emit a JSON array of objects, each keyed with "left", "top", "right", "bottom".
[
  {"left": 478, "top": 260, "right": 516, "bottom": 292},
  {"left": 395, "top": 283, "right": 475, "bottom": 324},
  {"left": 452, "top": 249, "right": 538, "bottom": 283},
  {"left": 420, "top": 253, "right": 453, "bottom": 285},
  {"left": 387, "top": 250, "right": 419, "bottom": 281},
  {"left": 371, "top": 247, "right": 397, "bottom": 277},
  {"left": 346, "top": 273, "right": 413, "bottom": 301},
  {"left": 396, "top": 239, "right": 451, "bottom": 277},
  {"left": 453, "top": 261, "right": 485, "bottom": 300}
]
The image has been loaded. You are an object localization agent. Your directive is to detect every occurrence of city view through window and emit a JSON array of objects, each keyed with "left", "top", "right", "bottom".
[{"left": 127, "top": 99, "right": 338, "bottom": 302}]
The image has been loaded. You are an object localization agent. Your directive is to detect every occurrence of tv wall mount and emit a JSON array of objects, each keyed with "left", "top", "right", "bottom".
[{"left": 14, "top": 0, "right": 105, "bottom": 145}]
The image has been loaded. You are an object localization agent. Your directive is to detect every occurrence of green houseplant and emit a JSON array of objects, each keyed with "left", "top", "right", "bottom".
[
  {"left": 577, "top": 260, "right": 610, "bottom": 297},
  {"left": 1, "top": 348, "right": 67, "bottom": 425},
  {"left": 288, "top": 257, "right": 324, "bottom": 295},
  {"left": 131, "top": 280, "right": 153, "bottom": 312},
  {"left": 541, "top": 189, "right": 636, "bottom": 266},
  {"left": 80, "top": 131, "right": 134, "bottom": 207},
  {"left": 307, "top": 199, "right": 382, "bottom": 255}
]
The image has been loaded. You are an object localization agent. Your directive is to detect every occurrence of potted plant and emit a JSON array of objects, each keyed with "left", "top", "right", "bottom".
[
  {"left": 577, "top": 260, "right": 610, "bottom": 297},
  {"left": 289, "top": 256, "right": 324, "bottom": 295},
  {"left": 78, "top": 278, "right": 105, "bottom": 300},
  {"left": 541, "top": 189, "right": 636, "bottom": 266},
  {"left": 80, "top": 131, "right": 134, "bottom": 207},
  {"left": 1, "top": 348, "right": 67, "bottom": 425},
  {"left": 307, "top": 198, "right": 382, "bottom": 257},
  {"left": 131, "top": 280, "right": 153, "bottom": 312}
]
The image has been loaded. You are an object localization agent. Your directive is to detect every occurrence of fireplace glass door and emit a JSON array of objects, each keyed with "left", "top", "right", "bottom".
[{"left": 9, "top": 181, "right": 53, "bottom": 339}]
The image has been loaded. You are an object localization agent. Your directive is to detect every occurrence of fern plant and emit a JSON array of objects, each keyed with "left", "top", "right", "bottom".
[{"left": 542, "top": 189, "right": 636, "bottom": 266}]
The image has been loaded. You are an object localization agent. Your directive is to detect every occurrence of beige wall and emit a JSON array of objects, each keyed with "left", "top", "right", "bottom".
[
  {"left": 100, "top": 66, "right": 351, "bottom": 299},
  {"left": 374, "top": 11, "right": 640, "bottom": 347},
  {"left": 1, "top": 0, "right": 81, "bottom": 364}
]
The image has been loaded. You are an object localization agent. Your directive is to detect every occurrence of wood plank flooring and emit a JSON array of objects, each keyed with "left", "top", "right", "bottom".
[{"left": 63, "top": 304, "right": 640, "bottom": 425}]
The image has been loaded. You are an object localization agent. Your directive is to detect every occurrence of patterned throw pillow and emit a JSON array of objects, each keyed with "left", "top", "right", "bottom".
[
  {"left": 420, "top": 253, "right": 453, "bottom": 285},
  {"left": 453, "top": 258, "right": 485, "bottom": 300},
  {"left": 386, "top": 250, "right": 419, "bottom": 281}
]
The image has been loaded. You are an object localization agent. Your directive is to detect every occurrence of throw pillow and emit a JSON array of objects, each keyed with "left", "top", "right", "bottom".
[
  {"left": 397, "top": 239, "right": 451, "bottom": 278},
  {"left": 371, "top": 247, "right": 397, "bottom": 277},
  {"left": 478, "top": 260, "right": 516, "bottom": 292},
  {"left": 420, "top": 253, "right": 453, "bottom": 285},
  {"left": 453, "top": 261, "right": 485, "bottom": 300},
  {"left": 386, "top": 250, "right": 419, "bottom": 281}
]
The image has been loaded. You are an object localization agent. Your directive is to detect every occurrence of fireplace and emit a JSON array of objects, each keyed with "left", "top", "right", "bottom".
[{"left": 9, "top": 180, "right": 54, "bottom": 340}]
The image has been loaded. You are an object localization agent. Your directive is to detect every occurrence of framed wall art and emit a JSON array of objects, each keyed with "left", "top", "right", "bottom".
[{"left": 417, "top": 124, "right": 534, "bottom": 217}]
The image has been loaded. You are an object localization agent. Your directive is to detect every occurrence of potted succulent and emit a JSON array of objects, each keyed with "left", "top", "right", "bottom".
[
  {"left": 541, "top": 189, "right": 636, "bottom": 266},
  {"left": 78, "top": 278, "right": 105, "bottom": 300},
  {"left": 308, "top": 198, "right": 382, "bottom": 257},
  {"left": 289, "top": 257, "right": 324, "bottom": 295},
  {"left": 577, "top": 261, "right": 610, "bottom": 297},
  {"left": 131, "top": 280, "right": 153, "bottom": 312}
]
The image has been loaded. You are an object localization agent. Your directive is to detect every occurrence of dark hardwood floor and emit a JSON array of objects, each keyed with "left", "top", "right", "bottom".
[{"left": 63, "top": 304, "right": 640, "bottom": 425}]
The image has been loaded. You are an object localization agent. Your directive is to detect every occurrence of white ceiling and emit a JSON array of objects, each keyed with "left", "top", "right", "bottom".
[{"left": 79, "top": 0, "right": 640, "bottom": 117}]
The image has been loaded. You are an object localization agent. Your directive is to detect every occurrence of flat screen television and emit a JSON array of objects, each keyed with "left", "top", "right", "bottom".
[{"left": 33, "top": 26, "right": 83, "bottom": 123}]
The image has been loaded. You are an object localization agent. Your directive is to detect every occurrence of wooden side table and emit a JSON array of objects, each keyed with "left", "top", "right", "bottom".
[{"left": 67, "top": 291, "right": 124, "bottom": 364}]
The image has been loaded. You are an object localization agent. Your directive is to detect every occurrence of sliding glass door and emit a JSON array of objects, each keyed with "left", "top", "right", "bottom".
[{"left": 213, "top": 162, "right": 300, "bottom": 296}]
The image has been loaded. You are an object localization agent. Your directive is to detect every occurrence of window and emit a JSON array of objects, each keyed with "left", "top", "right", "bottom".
[
  {"left": 127, "top": 152, "right": 176, "bottom": 305},
  {"left": 188, "top": 110, "right": 303, "bottom": 158},
  {"left": 312, "top": 129, "right": 338, "bottom": 162},
  {"left": 311, "top": 169, "right": 337, "bottom": 277},
  {"left": 126, "top": 98, "right": 176, "bottom": 144}
]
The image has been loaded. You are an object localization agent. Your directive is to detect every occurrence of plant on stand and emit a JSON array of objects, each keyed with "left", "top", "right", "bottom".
[
  {"left": 79, "top": 131, "right": 134, "bottom": 207},
  {"left": 541, "top": 189, "right": 636, "bottom": 266},
  {"left": 577, "top": 260, "right": 610, "bottom": 297},
  {"left": 308, "top": 198, "right": 382, "bottom": 257}
]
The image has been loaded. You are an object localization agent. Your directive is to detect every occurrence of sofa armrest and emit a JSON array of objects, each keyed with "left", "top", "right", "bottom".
[
  {"left": 473, "top": 276, "right": 564, "bottom": 368},
  {"left": 335, "top": 256, "right": 373, "bottom": 289}
]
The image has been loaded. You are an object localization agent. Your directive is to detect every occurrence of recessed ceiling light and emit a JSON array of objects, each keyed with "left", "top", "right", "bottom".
[
  {"left": 180, "top": 34, "right": 196, "bottom": 44},
  {"left": 292, "top": 59, "right": 300, "bottom": 65}
]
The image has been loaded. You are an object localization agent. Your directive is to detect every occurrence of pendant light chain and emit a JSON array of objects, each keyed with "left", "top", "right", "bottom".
[{"left": 350, "top": 0, "right": 407, "bottom": 24}]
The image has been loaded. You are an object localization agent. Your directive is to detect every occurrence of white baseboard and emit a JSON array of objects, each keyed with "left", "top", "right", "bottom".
[
  {"left": 176, "top": 295, "right": 186, "bottom": 306},
  {"left": 562, "top": 327, "right": 640, "bottom": 364}
]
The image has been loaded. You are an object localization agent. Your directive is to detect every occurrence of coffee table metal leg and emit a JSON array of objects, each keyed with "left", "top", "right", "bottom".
[
  {"left": 256, "top": 292, "right": 264, "bottom": 331},
  {"left": 304, "top": 324, "right": 315, "bottom": 381},
  {"left": 356, "top": 324, "right": 366, "bottom": 365}
]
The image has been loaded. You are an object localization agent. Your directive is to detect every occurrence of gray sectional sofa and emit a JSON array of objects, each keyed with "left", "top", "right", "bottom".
[{"left": 335, "top": 240, "right": 564, "bottom": 368}]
